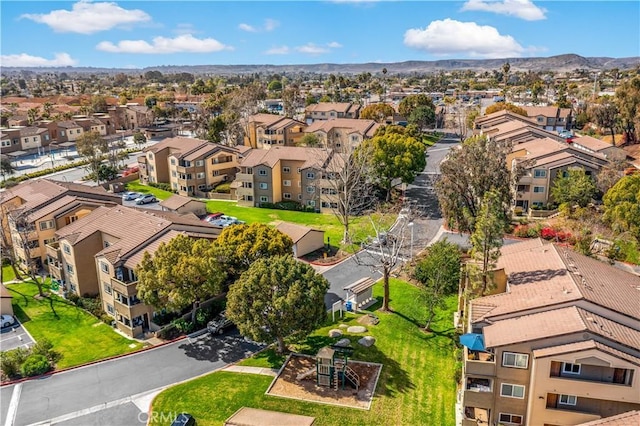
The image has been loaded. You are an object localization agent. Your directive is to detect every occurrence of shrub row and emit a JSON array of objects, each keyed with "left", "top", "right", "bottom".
[
  {"left": 148, "top": 182, "right": 172, "bottom": 192},
  {"left": 259, "top": 200, "right": 316, "bottom": 212},
  {"left": 0, "top": 338, "right": 62, "bottom": 380}
]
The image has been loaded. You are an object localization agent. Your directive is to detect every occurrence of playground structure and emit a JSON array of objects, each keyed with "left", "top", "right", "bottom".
[{"left": 296, "top": 346, "right": 360, "bottom": 391}]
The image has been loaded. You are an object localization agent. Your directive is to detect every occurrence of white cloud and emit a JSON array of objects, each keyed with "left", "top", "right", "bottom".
[
  {"left": 264, "top": 19, "right": 279, "bottom": 32},
  {"left": 238, "top": 23, "right": 257, "bottom": 32},
  {"left": 264, "top": 46, "right": 290, "bottom": 55},
  {"left": 327, "top": 41, "right": 343, "bottom": 48},
  {"left": 296, "top": 44, "right": 330, "bottom": 55},
  {"left": 96, "top": 34, "right": 230, "bottom": 54},
  {"left": 404, "top": 19, "right": 527, "bottom": 58},
  {"left": 21, "top": 1, "right": 151, "bottom": 34},
  {"left": 173, "top": 23, "right": 200, "bottom": 35},
  {"left": 0, "top": 52, "right": 77, "bottom": 67},
  {"left": 461, "top": 0, "right": 546, "bottom": 21},
  {"left": 239, "top": 18, "right": 279, "bottom": 33}
]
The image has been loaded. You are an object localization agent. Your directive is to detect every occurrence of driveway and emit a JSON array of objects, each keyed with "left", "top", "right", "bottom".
[
  {"left": 0, "top": 330, "right": 262, "bottom": 426},
  {"left": 0, "top": 319, "right": 35, "bottom": 352}
]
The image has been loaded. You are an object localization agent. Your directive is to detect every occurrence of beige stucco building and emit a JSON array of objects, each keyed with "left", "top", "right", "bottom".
[
  {"left": 275, "top": 222, "right": 325, "bottom": 257},
  {"left": 244, "top": 114, "right": 307, "bottom": 149},
  {"left": 303, "top": 118, "right": 379, "bottom": 153},
  {"left": 460, "top": 239, "right": 640, "bottom": 426}
]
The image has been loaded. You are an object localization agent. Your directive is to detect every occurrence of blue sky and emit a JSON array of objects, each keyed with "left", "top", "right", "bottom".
[{"left": 1, "top": 1, "right": 638, "bottom": 68}]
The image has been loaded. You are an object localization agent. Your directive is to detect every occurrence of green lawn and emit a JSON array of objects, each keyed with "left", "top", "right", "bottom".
[
  {"left": 7, "top": 281, "right": 144, "bottom": 369},
  {"left": 2, "top": 264, "right": 18, "bottom": 283},
  {"left": 125, "top": 181, "right": 395, "bottom": 248},
  {"left": 150, "top": 279, "right": 457, "bottom": 426}
]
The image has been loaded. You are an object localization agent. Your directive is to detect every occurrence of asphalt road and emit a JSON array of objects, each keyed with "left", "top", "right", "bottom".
[{"left": 0, "top": 331, "right": 261, "bottom": 426}]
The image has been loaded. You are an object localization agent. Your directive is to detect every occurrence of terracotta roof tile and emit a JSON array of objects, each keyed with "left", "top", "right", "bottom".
[
  {"left": 158, "top": 194, "right": 198, "bottom": 211},
  {"left": 578, "top": 411, "right": 640, "bottom": 426},
  {"left": 306, "top": 102, "right": 355, "bottom": 113},
  {"left": 533, "top": 340, "right": 640, "bottom": 366},
  {"left": 240, "top": 146, "right": 329, "bottom": 169},
  {"left": 123, "top": 229, "right": 183, "bottom": 269},
  {"left": 275, "top": 222, "right": 323, "bottom": 243},
  {"left": 305, "top": 118, "right": 379, "bottom": 137},
  {"left": 145, "top": 136, "right": 207, "bottom": 154}
]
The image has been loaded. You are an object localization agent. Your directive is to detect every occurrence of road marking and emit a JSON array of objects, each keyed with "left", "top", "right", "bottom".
[{"left": 4, "top": 383, "right": 22, "bottom": 426}]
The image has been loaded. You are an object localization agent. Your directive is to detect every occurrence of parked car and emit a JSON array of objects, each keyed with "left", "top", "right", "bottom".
[
  {"left": 0, "top": 315, "right": 16, "bottom": 328},
  {"left": 122, "top": 191, "right": 141, "bottom": 201},
  {"left": 135, "top": 194, "right": 157, "bottom": 205},
  {"left": 207, "top": 312, "right": 234, "bottom": 335},
  {"left": 170, "top": 413, "right": 195, "bottom": 426},
  {"left": 203, "top": 212, "right": 224, "bottom": 223}
]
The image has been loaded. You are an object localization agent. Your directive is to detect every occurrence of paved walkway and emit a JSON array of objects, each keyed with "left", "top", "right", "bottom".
[{"left": 221, "top": 365, "right": 279, "bottom": 376}]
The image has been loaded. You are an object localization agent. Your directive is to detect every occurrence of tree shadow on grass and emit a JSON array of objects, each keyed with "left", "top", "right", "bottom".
[
  {"left": 357, "top": 343, "right": 415, "bottom": 398},
  {"left": 177, "top": 330, "right": 265, "bottom": 364}
]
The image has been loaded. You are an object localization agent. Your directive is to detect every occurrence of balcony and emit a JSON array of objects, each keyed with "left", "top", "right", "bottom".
[
  {"left": 464, "top": 348, "right": 496, "bottom": 377},
  {"left": 549, "top": 362, "right": 634, "bottom": 387},
  {"left": 111, "top": 276, "right": 137, "bottom": 296},
  {"left": 463, "top": 407, "right": 490, "bottom": 426},
  {"left": 45, "top": 241, "right": 61, "bottom": 261}
]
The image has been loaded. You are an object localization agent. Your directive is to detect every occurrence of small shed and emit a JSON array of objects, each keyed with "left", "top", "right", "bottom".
[
  {"left": 159, "top": 194, "right": 207, "bottom": 216},
  {"left": 224, "top": 407, "right": 316, "bottom": 426},
  {"left": 343, "top": 277, "right": 376, "bottom": 312},
  {"left": 275, "top": 222, "right": 325, "bottom": 258},
  {"left": 1, "top": 284, "right": 14, "bottom": 316}
]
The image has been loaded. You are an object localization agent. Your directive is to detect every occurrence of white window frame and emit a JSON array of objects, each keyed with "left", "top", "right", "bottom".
[
  {"left": 258, "top": 169, "right": 267, "bottom": 176},
  {"left": 195, "top": 160, "right": 204, "bottom": 167},
  {"left": 63, "top": 244, "right": 71, "bottom": 254},
  {"left": 196, "top": 172, "right": 205, "bottom": 179},
  {"left": 559, "top": 394, "right": 577, "bottom": 406},
  {"left": 533, "top": 169, "right": 547, "bottom": 178},
  {"left": 498, "top": 413, "right": 523, "bottom": 425},
  {"left": 259, "top": 182, "right": 268, "bottom": 190},
  {"left": 533, "top": 186, "right": 545, "bottom": 193},
  {"left": 103, "top": 282, "right": 112, "bottom": 295},
  {"left": 66, "top": 264, "right": 74, "bottom": 275},
  {"left": 500, "top": 383, "right": 525, "bottom": 399},
  {"left": 100, "top": 262, "right": 109, "bottom": 274},
  {"left": 502, "top": 352, "right": 529, "bottom": 369},
  {"left": 306, "top": 172, "right": 315, "bottom": 179},
  {"left": 283, "top": 180, "right": 291, "bottom": 187},
  {"left": 283, "top": 167, "right": 290, "bottom": 173},
  {"left": 562, "top": 363, "right": 581, "bottom": 375},
  {"left": 39, "top": 220, "right": 54, "bottom": 231},
  {"left": 259, "top": 196, "right": 268, "bottom": 202},
  {"left": 283, "top": 193, "right": 291, "bottom": 199},
  {"left": 306, "top": 186, "right": 315, "bottom": 193}
]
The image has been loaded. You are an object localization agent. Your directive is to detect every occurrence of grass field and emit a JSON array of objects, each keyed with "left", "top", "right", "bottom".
[
  {"left": 150, "top": 279, "right": 458, "bottom": 426},
  {"left": 124, "top": 182, "right": 395, "bottom": 248},
  {"left": 7, "top": 281, "right": 144, "bottom": 369},
  {"left": 2, "top": 264, "right": 18, "bottom": 283}
]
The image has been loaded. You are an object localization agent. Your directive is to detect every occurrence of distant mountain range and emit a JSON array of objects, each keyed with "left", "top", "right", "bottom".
[{"left": 3, "top": 54, "right": 639, "bottom": 75}]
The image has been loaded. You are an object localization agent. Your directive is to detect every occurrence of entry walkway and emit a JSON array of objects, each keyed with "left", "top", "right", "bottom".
[{"left": 222, "top": 365, "right": 279, "bottom": 376}]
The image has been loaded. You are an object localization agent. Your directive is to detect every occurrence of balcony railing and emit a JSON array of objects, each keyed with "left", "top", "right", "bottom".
[{"left": 464, "top": 348, "right": 496, "bottom": 377}]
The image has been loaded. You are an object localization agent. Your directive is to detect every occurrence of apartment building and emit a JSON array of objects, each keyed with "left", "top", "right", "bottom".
[
  {"left": 304, "top": 118, "right": 379, "bottom": 152},
  {"left": 75, "top": 117, "right": 108, "bottom": 136},
  {"left": 304, "top": 102, "right": 361, "bottom": 124},
  {"left": 0, "top": 179, "right": 121, "bottom": 273},
  {"left": 235, "top": 146, "right": 330, "bottom": 210},
  {"left": 52, "top": 206, "right": 221, "bottom": 337},
  {"left": 138, "top": 136, "right": 247, "bottom": 196},
  {"left": 244, "top": 114, "right": 307, "bottom": 149},
  {"left": 475, "top": 110, "right": 539, "bottom": 134},
  {"left": 1, "top": 128, "right": 23, "bottom": 154},
  {"left": 508, "top": 137, "right": 608, "bottom": 211},
  {"left": 522, "top": 106, "right": 574, "bottom": 132},
  {"left": 460, "top": 239, "right": 640, "bottom": 426},
  {"left": 109, "top": 104, "right": 153, "bottom": 130},
  {"left": 52, "top": 120, "right": 85, "bottom": 143}
]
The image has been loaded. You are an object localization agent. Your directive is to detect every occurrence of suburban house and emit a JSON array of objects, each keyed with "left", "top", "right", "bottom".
[
  {"left": 303, "top": 118, "right": 379, "bottom": 152},
  {"left": 460, "top": 238, "right": 640, "bottom": 426},
  {"left": 0, "top": 179, "right": 121, "bottom": 274},
  {"left": 275, "top": 222, "right": 325, "bottom": 257},
  {"left": 18, "top": 126, "right": 51, "bottom": 152},
  {"left": 508, "top": 137, "right": 609, "bottom": 212},
  {"left": 304, "top": 102, "right": 361, "bottom": 124},
  {"left": 244, "top": 114, "right": 307, "bottom": 149},
  {"left": 522, "top": 106, "right": 574, "bottom": 132},
  {"left": 138, "top": 136, "right": 248, "bottom": 196},
  {"left": 159, "top": 194, "right": 207, "bottom": 217},
  {"left": 109, "top": 104, "right": 153, "bottom": 130},
  {"left": 0, "top": 128, "right": 22, "bottom": 154},
  {"left": 51, "top": 120, "right": 84, "bottom": 143},
  {"left": 52, "top": 205, "right": 221, "bottom": 337},
  {"left": 475, "top": 110, "right": 539, "bottom": 134},
  {"left": 235, "top": 146, "right": 330, "bottom": 210},
  {"left": 75, "top": 117, "right": 108, "bottom": 136},
  {"left": 569, "top": 135, "right": 627, "bottom": 162}
]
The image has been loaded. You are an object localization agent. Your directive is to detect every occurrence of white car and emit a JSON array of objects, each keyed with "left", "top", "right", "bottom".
[{"left": 1, "top": 315, "right": 16, "bottom": 328}]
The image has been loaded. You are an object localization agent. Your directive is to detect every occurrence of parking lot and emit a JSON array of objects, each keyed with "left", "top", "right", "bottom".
[
  {"left": 122, "top": 197, "right": 162, "bottom": 211},
  {"left": 1, "top": 319, "right": 35, "bottom": 352}
]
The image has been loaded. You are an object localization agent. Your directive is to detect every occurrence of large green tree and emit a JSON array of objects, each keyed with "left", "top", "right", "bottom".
[
  {"left": 212, "top": 223, "right": 293, "bottom": 280},
  {"left": 408, "top": 105, "right": 436, "bottom": 130},
  {"left": 590, "top": 97, "right": 618, "bottom": 144},
  {"left": 551, "top": 167, "right": 597, "bottom": 208},
  {"left": 485, "top": 102, "right": 528, "bottom": 116},
  {"left": 226, "top": 255, "right": 329, "bottom": 353},
  {"left": 398, "top": 94, "right": 435, "bottom": 118},
  {"left": 136, "top": 235, "right": 225, "bottom": 322},
  {"left": 360, "top": 104, "right": 395, "bottom": 123},
  {"left": 615, "top": 76, "right": 640, "bottom": 144},
  {"left": 470, "top": 191, "right": 507, "bottom": 295},
  {"left": 359, "top": 133, "right": 426, "bottom": 201},
  {"left": 76, "top": 131, "right": 108, "bottom": 184},
  {"left": 603, "top": 174, "right": 640, "bottom": 240},
  {"left": 436, "top": 135, "right": 518, "bottom": 233}
]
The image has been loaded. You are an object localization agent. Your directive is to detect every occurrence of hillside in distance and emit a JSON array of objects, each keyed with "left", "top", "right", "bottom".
[{"left": 3, "top": 54, "right": 638, "bottom": 75}]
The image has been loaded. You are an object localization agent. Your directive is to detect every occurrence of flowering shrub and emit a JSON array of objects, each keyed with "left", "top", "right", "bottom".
[{"left": 513, "top": 225, "right": 530, "bottom": 238}]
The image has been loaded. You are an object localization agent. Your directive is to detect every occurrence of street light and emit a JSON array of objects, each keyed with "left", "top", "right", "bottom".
[{"left": 408, "top": 222, "right": 415, "bottom": 260}]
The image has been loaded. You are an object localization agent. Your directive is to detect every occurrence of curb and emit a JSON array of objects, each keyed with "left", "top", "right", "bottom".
[{"left": 0, "top": 334, "right": 187, "bottom": 387}]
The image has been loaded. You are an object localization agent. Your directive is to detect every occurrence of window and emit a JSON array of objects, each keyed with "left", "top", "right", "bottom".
[
  {"left": 500, "top": 383, "right": 525, "bottom": 399},
  {"left": 170, "top": 158, "right": 176, "bottom": 165},
  {"left": 307, "top": 172, "right": 315, "bottom": 179},
  {"left": 198, "top": 184, "right": 206, "bottom": 191},
  {"left": 100, "top": 262, "right": 109, "bottom": 274},
  {"left": 196, "top": 172, "right": 205, "bottom": 179},
  {"left": 559, "top": 394, "right": 577, "bottom": 406},
  {"left": 63, "top": 244, "right": 71, "bottom": 254},
  {"left": 502, "top": 352, "right": 529, "bottom": 369},
  {"left": 171, "top": 171, "right": 177, "bottom": 177},
  {"left": 259, "top": 183, "right": 268, "bottom": 190},
  {"left": 103, "top": 283, "right": 112, "bottom": 295},
  {"left": 283, "top": 167, "right": 290, "bottom": 173},
  {"left": 498, "top": 413, "right": 523, "bottom": 425},
  {"left": 563, "top": 363, "right": 581, "bottom": 374},
  {"left": 260, "top": 196, "right": 268, "bottom": 203},
  {"left": 258, "top": 169, "right": 267, "bottom": 176},
  {"left": 297, "top": 168, "right": 301, "bottom": 173},
  {"left": 307, "top": 186, "right": 316, "bottom": 193},
  {"left": 283, "top": 180, "right": 291, "bottom": 187},
  {"left": 39, "top": 220, "right": 54, "bottom": 231},
  {"left": 66, "top": 264, "right": 74, "bottom": 275},
  {"left": 533, "top": 186, "right": 545, "bottom": 193},
  {"left": 195, "top": 160, "right": 204, "bottom": 167},
  {"left": 533, "top": 169, "right": 547, "bottom": 178},
  {"left": 307, "top": 200, "right": 316, "bottom": 207},
  {"left": 106, "top": 303, "right": 115, "bottom": 315},
  {"left": 283, "top": 193, "right": 291, "bottom": 199}
]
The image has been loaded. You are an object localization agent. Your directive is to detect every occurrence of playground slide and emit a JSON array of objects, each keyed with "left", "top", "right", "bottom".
[{"left": 296, "top": 367, "right": 316, "bottom": 381}]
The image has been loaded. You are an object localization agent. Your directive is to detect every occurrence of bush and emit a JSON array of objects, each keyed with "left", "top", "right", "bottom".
[
  {"left": 149, "top": 182, "right": 172, "bottom": 192},
  {"left": 152, "top": 309, "right": 180, "bottom": 326},
  {"left": 213, "top": 182, "right": 231, "bottom": 193},
  {"left": 513, "top": 225, "right": 529, "bottom": 238},
  {"left": 526, "top": 223, "right": 542, "bottom": 238},
  {"left": 172, "top": 318, "right": 194, "bottom": 334},
  {"left": 31, "top": 338, "right": 63, "bottom": 365},
  {"left": 0, "top": 347, "right": 29, "bottom": 379},
  {"left": 21, "top": 354, "right": 51, "bottom": 377},
  {"left": 259, "top": 200, "right": 315, "bottom": 212},
  {"left": 156, "top": 323, "right": 181, "bottom": 340},
  {"left": 66, "top": 292, "right": 80, "bottom": 305}
]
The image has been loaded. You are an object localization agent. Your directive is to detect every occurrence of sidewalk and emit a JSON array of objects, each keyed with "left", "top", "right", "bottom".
[{"left": 221, "top": 365, "right": 279, "bottom": 376}]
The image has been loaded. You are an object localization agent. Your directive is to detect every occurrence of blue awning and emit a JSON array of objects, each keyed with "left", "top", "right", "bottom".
[{"left": 459, "top": 333, "right": 486, "bottom": 351}]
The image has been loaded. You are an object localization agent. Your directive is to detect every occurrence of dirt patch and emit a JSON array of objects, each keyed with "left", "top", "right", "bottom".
[{"left": 267, "top": 354, "right": 382, "bottom": 410}]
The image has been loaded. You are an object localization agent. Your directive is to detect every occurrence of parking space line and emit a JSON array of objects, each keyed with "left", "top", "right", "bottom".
[{"left": 4, "top": 383, "right": 22, "bottom": 426}]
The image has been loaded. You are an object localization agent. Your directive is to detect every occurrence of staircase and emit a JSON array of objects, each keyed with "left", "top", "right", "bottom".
[{"left": 344, "top": 365, "right": 360, "bottom": 391}]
